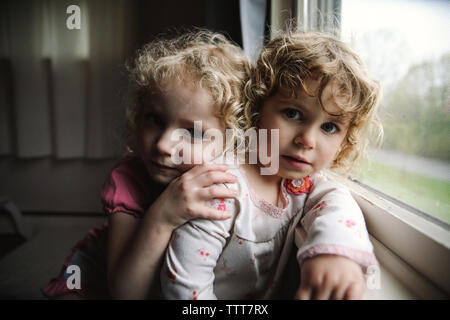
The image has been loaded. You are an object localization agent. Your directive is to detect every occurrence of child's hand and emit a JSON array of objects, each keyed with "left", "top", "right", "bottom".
[
  {"left": 150, "top": 163, "right": 238, "bottom": 229},
  {"left": 295, "top": 255, "right": 366, "bottom": 300}
]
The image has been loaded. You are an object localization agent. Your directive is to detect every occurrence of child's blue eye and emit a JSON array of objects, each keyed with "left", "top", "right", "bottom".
[
  {"left": 321, "top": 122, "right": 339, "bottom": 134},
  {"left": 283, "top": 108, "right": 303, "bottom": 121}
]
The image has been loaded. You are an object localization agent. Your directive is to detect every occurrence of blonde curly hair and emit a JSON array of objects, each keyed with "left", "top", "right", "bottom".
[
  {"left": 125, "top": 29, "right": 252, "bottom": 154},
  {"left": 243, "top": 30, "right": 382, "bottom": 174}
]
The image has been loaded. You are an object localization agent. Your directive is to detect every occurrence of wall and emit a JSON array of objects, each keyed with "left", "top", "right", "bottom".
[
  {"left": 0, "top": 157, "right": 117, "bottom": 213},
  {"left": 0, "top": 0, "right": 242, "bottom": 214}
]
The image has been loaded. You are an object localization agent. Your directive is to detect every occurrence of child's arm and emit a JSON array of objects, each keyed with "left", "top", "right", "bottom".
[
  {"left": 161, "top": 196, "right": 237, "bottom": 300},
  {"left": 107, "top": 211, "right": 170, "bottom": 299},
  {"left": 295, "top": 176, "right": 378, "bottom": 300},
  {"left": 107, "top": 164, "right": 238, "bottom": 299},
  {"left": 295, "top": 254, "right": 366, "bottom": 299}
]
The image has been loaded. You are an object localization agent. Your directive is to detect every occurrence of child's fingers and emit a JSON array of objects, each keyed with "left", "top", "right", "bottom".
[
  {"left": 344, "top": 282, "right": 365, "bottom": 300},
  {"left": 294, "top": 286, "right": 311, "bottom": 300},
  {"left": 311, "top": 285, "right": 333, "bottom": 300},
  {"left": 330, "top": 284, "right": 348, "bottom": 300},
  {"left": 182, "top": 163, "right": 230, "bottom": 181},
  {"left": 199, "top": 185, "right": 238, "bottom": 201},
  {"left": 194, "top": 206, "right": 233, "bottom": 220},
  {"left": 295, "top": 288, "right": 311, "bottom": 300},
  {"left": 197, "top": 172, "right": 238, "bottom": 188},
  {"left": 195, "top": 171, "right": 238, "bottom": 188}
]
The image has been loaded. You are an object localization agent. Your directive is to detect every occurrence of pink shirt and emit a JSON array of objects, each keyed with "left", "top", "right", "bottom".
[
  {"left": 101, "top": 157, "right": 154, "bottom": 218},
  {"left": 43, "top": 156, "right": 155, "bottom": 298}
]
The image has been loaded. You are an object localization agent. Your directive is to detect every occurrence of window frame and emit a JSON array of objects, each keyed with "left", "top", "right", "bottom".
[{"left": 326, "top": 171, "right": 450, "bottom": 298}]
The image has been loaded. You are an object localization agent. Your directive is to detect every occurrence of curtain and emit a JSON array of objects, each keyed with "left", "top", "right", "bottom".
[
  {"left": 0, "top": 0, "right": 138, "bottom": 159},
  {"left": 302, "top": 0, "right": 341, "bottom": 34},
  {"left": 269, "top": 0, "right": 341, "bottom": 37},
  {"left": 239, "top": 0, "right": 267, "bottom": 63}
]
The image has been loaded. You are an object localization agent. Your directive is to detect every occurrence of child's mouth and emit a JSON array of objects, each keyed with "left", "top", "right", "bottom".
[
  {"left": 150, "top": 160, "right": 177, "bottom": 172},
  {"left": 281, "top": 155, "right": 312, "bottom": 169}
]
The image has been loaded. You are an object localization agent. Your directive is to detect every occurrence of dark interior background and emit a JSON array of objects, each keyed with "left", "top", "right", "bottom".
[{"left": 0, "top": 0, "right": 257, "bottom": 215}]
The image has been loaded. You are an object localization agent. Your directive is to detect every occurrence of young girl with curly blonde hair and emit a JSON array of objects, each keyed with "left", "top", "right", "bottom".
[
  {"left": 161, "top": 29, "right": 382, "bottom": 300},
  {"left": 42, "top": 29, "right": 252, "bottom": 299}
]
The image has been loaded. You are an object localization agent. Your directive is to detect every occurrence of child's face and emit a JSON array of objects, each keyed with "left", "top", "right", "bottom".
[
  {"left": 257, "top": 78, "right": 350, "bottom": 180},
  {"left": 138, "top": 80, "right": 225, "bottom": 185}
]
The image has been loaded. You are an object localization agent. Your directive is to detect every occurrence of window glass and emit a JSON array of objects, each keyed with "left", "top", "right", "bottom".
[{"left": 341, "top": 0, "right": 450, "bottom": 224}]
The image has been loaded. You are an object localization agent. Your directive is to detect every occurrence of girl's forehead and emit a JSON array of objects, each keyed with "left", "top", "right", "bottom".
[
  {"left": 145, "top": 82, "right": 222, "bottom": 123},
  {"left": 277, "top": 80, "right": 353, "bottom": 122}
]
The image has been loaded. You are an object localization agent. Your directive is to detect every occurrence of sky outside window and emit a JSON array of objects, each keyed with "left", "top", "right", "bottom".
[{"left": 341, "top": 0, "right": 450, "bottom": 224}]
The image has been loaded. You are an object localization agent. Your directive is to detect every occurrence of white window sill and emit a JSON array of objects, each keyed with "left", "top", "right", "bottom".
[
  {"left": 294, "top": 171, "right": 450, "bottom": 300},
  {"left": 294, "top": 228, "right": 418, "bottom": 299},
  {"left": 364, "top": 235, "right": 423, "bottom": 299}
]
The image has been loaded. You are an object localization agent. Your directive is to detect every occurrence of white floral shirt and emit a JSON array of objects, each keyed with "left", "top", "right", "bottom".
[{"left": 161, "top": 167, "right": 378, "bottom": 300}]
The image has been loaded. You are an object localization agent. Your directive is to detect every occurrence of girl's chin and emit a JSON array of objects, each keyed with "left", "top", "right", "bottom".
[
  {"left": 278, "top": 167, "right": 312, "bottom": 180},
  {"left": 146, "top": 166, "right": 181, "bottom": 185},
  {"left": 149, "top": 172, "right": 178, "bottom": 185}
]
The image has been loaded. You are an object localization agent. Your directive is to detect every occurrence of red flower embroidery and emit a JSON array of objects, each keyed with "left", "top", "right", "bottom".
[
  {"left": 338, "top": 219, "right": 356, "bottom": 228},
  {"left": 284, "top": 177, "right": 313, "bottom": 195},
  {"left": 345, "top": 219, "right": 356, "bottom": 228},
  {"left": 197, "top": 249, "right": 210, "bottom": 260},
  {"left": 217, "top": 198, "right": 226, "bottom": 211}
]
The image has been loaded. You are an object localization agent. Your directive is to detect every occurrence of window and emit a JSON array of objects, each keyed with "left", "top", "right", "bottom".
[
  {"left": 338, "top": 0, "right": 450, "bottom": 298},
  {"left": 340, "top": 0, "right": 450, "bottom": 226}
]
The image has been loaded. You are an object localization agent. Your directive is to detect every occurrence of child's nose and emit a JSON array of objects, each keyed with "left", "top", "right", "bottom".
[
  {"left": 294, "top": 126, "right": 316, "bottom": 149},
  {"left": 156, "top": 129, "right": 176, "bottom": 156}
]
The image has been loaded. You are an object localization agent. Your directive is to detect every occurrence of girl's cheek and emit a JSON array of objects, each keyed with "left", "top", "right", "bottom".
[
  {"left": 177, "top": 138, "right": 225, "bottom": 168},
  {"left": 141, "top": 128, "right": 158, "bottom": 146},
  {"left": 202, "top": 141, "right": 222, "bottom": 162},
  {"left": 180, "top": 144, "right": 208, "bottom": 166},
  {"left": 202, "top": 151, "right": 216, "bottom": 164}
]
